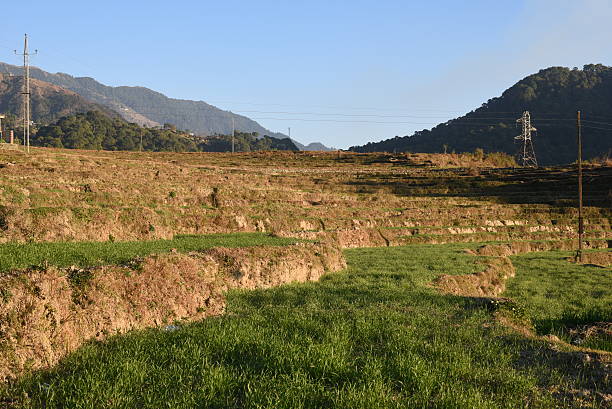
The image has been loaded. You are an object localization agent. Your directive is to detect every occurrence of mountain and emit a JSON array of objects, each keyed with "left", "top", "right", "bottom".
[
  {"left": 0, "top": 62, "right": 331, "bottom": 150},
  {"left": 0, "top": 73, "right": 115, "bottom": 125},
  {"left": 291, "top": 140, "right": 335, "bottom": 151},
  {"left": 350, "top": 64, "right": 612, "bottom": 165}
]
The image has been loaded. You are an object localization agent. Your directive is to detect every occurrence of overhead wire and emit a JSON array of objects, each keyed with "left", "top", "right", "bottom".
[{"left": 116, "top": 107, "right": 612, "bottom": 134}]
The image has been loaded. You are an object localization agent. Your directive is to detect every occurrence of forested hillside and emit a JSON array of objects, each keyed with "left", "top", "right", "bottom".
[
  {"left": 351, "top": 64, "right": 612, "bottom": 164},
  {"left": 33, "top": 111, "right": 298, "bottom": 152}
]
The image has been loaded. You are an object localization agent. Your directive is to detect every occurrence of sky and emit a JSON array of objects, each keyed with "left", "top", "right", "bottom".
[{"left": 1, "top": 0, "right": 612, "bottom": 148}]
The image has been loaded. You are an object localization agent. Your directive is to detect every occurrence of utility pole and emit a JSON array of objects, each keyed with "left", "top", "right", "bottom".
[
  {"left": 15, "top": 34, "right": 37, "bottom": 153},
  {"left": 0, "top": 115, "right": 4, "bottom": 143},
  {"left": 231, "top": 113, "right": 235, "bottom": 153},
  {"left": 576, "top": 111, "right": 584, "bottom": 262},
  {"left": 514, "top": 111, "right": 538, "bottom": 167}
]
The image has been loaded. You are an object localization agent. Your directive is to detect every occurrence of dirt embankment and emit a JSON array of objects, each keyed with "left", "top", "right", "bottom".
[
  {"left": 575, "top": 251, "right": 612, "bottom": 267},
  {"left": 284, "top": 227, "right": 612, "bottom": 251},
  {"left": 433, "top": 242, "right": 611, "bottom": 297},
  {"left": 474, "top": 241, "right": 600, "bottom": 257},
  {"left": 0, "top": 242, "right": 345, "bottom": 382},
  {"left": 433, "top": 255, "right": 516, "bottom": 297}
]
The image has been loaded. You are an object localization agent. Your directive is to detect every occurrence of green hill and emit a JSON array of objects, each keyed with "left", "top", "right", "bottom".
[
  {"left": 33, "top": 110, "right": 298, "bottom": 152},
  {"left": 350, "top": 64, "right": 612, "bottom": 165}
]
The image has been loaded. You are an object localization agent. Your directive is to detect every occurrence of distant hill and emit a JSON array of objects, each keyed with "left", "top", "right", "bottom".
[
  {"left": 33, "top": 110, "right": 299, "bottom": 152},
  {"left": 291, "top": 140, "right": 334, "bottom": 151},
  {"left": 350, "top": 64, "right": 612, "bottom": 165},
  {"left": 197, "top": 133, "right": 298, "bottom": 152},
  {"left": 0, "top": 62, "right": 331, "bottom": 150},
  {"left": 0, "top": 73, "right": 115, "bottom": 126}
]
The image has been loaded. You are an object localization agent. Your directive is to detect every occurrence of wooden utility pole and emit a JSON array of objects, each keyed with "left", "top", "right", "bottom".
[
  {"left": 576, "top": 111, "right": 583, "bottom": 262},
  {"left": 230, "top": 112, "right": 235, "bottom": 153},
  {"left": 0, "top": 115, "right": 4, "bottom": 142}
]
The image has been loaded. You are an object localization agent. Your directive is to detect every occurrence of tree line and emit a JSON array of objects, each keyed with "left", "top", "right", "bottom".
[{"left": 31, "top": 111, "right": 298, "bottom": 152}]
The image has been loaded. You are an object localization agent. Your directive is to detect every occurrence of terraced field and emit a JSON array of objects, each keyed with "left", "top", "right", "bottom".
[
  {"left": 0, "top": 147, "right": 610, "bottom": 408},
  {"left": 0, "top": 148, "right": 610, "bottom": 248}
]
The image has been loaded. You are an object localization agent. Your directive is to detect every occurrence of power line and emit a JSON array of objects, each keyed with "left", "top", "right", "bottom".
[
  {"left": 581, "top": 125, "right": 612, "bottom": 132},
  {"left": 204, "top": 100, "right": 470, "bottom": 113},
  {"left": 234, "top": 110, "right": 488, "bottom": 119},
  {"left": 121, "top": 105, "right": 612, "bottom": 127}
]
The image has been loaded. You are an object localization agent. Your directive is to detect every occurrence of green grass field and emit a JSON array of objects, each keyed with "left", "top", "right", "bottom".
[
  {"left": 506, "top": 250, "right": 612, "bottom": 351},
  {"left": 3, "top": 244, "right": 607, "bottom": 408},
  {"left": 0, "top": 233, "right": 299, "bottom": 273}
]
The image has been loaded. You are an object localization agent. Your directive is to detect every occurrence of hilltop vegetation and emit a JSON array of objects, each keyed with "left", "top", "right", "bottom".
[
  {"left": 32, "top": 111, "right": 298, "bottom": 152},
  {"left": 351, "top": 64, "right": 612, "bottom": 165}
]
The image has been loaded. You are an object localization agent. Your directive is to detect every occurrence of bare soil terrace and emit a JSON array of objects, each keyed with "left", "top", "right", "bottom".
[{"left": 0, "top": 148, "right": 610, "bottom": 249}]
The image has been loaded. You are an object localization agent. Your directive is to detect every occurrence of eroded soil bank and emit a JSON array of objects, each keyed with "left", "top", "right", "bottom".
[{"left": 0, "top": 242, "right": 345, "bottom": 382}]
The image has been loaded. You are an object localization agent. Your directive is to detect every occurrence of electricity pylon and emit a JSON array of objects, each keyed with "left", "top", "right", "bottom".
[{"left": 515, "top": 111, "right": 538, "bottom": 167}]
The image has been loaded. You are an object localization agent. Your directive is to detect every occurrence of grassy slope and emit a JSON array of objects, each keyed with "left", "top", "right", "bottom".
[
  {"left": 0, "top": 233, "right": 298, "bottom": 273},
  {"left": 505, "top": 250, "right": 612, "bottom": 351},
  {"left": 5, "top": 244, "right": 600, "bottom": 409}
]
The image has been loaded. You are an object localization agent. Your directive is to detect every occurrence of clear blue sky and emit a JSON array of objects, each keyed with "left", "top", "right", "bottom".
[{"left": 1, "top": 0, "right": 611, "bottom": 148}]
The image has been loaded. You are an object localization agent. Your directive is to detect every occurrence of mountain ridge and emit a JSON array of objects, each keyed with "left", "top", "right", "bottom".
[{"left": 0, "top": 62, "right": 332, "bottom": 150}]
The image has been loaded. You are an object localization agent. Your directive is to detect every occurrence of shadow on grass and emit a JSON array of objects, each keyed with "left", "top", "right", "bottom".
[{"left": 500, "top": 332, "right": 611, "bottom": 406}]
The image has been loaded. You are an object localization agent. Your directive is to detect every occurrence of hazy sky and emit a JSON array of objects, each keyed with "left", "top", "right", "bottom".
[{"left": 1, "top": 0, "right": 611, "bottom": 148}]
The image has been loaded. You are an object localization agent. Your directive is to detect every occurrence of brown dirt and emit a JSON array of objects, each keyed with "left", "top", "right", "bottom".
[
  {"left": 433, "top": 256, "right": 515, "bottom": 297},
  {"left": 0, "top": 242, "right": 345, "bottom": 382}
]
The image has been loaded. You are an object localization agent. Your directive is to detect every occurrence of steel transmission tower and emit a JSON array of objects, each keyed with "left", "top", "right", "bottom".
[
  {"left": 515, "top": 111, "right": 538, "bottom": 167},
  {"left": 15, "top": 34, "right": 37, "bottom": 153}
]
